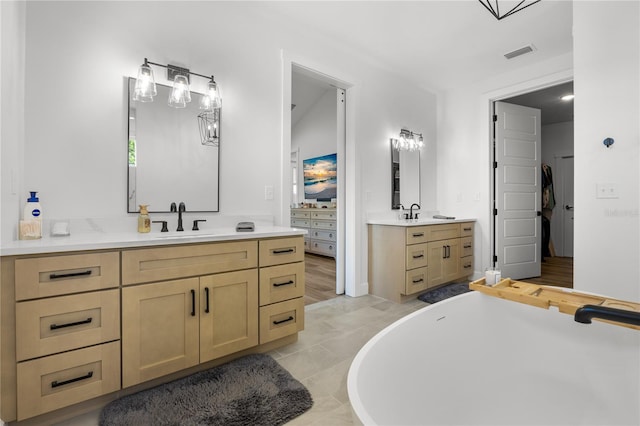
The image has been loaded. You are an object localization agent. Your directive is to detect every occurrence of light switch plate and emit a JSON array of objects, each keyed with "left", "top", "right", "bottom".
[
  {"left": 264, "top": 185, "right": 274, "bottom": 200},
  {"left": 596, "top": 183, "right": 618, "bottom": 199}
]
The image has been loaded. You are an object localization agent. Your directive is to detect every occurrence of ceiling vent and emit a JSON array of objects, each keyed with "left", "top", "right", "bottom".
[{"left": 504, "top": 44, "right": 536, "bottom": 60}]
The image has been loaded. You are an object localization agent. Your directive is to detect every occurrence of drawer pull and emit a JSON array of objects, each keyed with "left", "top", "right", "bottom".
[
  {"left": 464, "top": 244, "right": 472, "bottom": 248},
  {"left": 49, "top": 270, "right": 92, "bottom": 280},
  {"left": 412, "top": 278, "right": 424, "bottom": 284},
  {"left": 464, "top": 264, "right": 472, "bottom": 269},
  {"left": 273, "top": 280, "right": 294, "bottom": 287},
  {"left": 191, "top": 289, "right": 196, "bottom": 317},
  {"left": 463, "top": 227, "right": 472, "bottom": 231},
  {"left": 412, "top": 233, "right": 424, "bottom": 237},
  {"left": 50, "top": 317, "right": 93, "bottom": 330},
  {"left": 204, "top": 287, "right": 210, "bottom": 314},
  {"left": 273, "top": 316, "right": 294, "bottom": 325},
  {"left": 272, "top": 248, "right": 294, "bottom": 254},
  {"left": 51, "top": 371, "right": 93, "bottom": 388},
  {"left": 412, "top": 254, "right": 424, "bottom": 259}
]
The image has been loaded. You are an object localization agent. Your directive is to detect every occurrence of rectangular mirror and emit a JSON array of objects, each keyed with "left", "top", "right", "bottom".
[
  {"left": 391, "top": 142, "right": 420, "bottom": 209},
  {"left": 127, "top": 77, "right": 219, "bottom": 213}
]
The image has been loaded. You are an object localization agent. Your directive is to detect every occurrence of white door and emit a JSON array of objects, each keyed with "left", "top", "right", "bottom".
[
  {"left": 494, "top": 101, "right": 542, "bottom": 279},
  {"left": 559, "top": 156, "right": 574, "bottom": 257}
]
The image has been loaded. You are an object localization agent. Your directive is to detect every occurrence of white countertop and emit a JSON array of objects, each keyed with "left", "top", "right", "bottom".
[
  {"left": 367, "top": 218, "right": 476, "bottom": 227},
  {"left": 1, "top": 226, "right": 307, "bottom": 256}
]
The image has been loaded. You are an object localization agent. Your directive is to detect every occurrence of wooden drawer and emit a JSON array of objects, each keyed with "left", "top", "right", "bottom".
[
  {"left": 16, "top": 289, "right": 120, "bottom": 362},
  {"left": 259, "top": 237, "right": 304, "bottom": 267},
  {"left": 427, "top": 223, "right": 460, "bottom": 241},
  {"left": 15, "top": 252, "right": 119, "bottom": 301},
  {"left": 309, "top": 228, "right": 336, "bottom": 242},
  {"left": 406, "top": 243, "right": 428, "bottom": 270},
  {"left": 16, "top": 341, "right": 120, "bottom": 420},
  {"left": 310, "top": 240, "right": 336, "bottom": 257},
  {"left": 122, "top": 241, "right": 257, "bottom": 285},
  {"left": 461, "top": 237, "right": 473, "bottom": 257},
  {"left": 291, "top": 210, "right": 311, "bottom": 219},
  {"left": 291, "top": 218, "right": 310, "bottom": 228},
  {"left": 311, "top": 210, "right": 336, "bottom": 220},
  {"left": 461, "top": 257, "right": 474, "bottom": 276},
  {"left": 403, "top": 266, "right": 429, "bottom": 295},
  {"left": 259, "top": 298, "right": 304, "bottom": 344},
  {"left": 259, "top": 262, "right": 305, "bottom": 306},
  {"left": 406, "top": 226, "right": 430, "bottom": 245},
  {"left": 311, "top": 219, "right": 336, "bottom": 230},
  {"left": 460, "top": 222, "right": 474, "bottom": 237}
]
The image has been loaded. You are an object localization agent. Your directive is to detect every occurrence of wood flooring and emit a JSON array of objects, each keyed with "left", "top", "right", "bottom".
[
  {"left": 304, "top": 253, "right": 338, "bottom": 305},
  {"left": 521, "top": 256, "right": 573, "bottom": 288}
]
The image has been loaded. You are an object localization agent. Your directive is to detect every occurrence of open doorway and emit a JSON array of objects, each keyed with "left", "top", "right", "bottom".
[
  {"left": 493, "top": 81, "right": 574, "bottom": 288},
  {"left": 290, "top": 66, "right": 345, "bottom": 304}
]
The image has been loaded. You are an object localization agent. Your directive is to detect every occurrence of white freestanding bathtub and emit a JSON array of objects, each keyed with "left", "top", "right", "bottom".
[{"left": 348, "top": 291, "right": 640, "bottom": 425}]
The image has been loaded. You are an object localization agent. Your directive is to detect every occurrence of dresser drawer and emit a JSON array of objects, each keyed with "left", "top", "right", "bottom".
[
  {"left": 310, "top": 228, "right": 337, "bottom": 242},
  {"left": 259, "top": 262, "right": 305, "bottom": 306},
  {"left": 406, "top": 226, "right": 430, "bottom": 245},
  {"left": 406, "top": 243, "right": 428, "bottom": 270},
  {"left": 15, "top": 252, "right": 119, "bottom": 301},
  {"left": 403, "top": 266, "right": 429, "bottom": 295},
  {"left": 460, "top": 222, "right": 474, "bottom": 237},
  {"left": 461, "top": 237, "right": 473, "bottom": 257},
  {"left": 311, "top": 210, "right": 336, "bottom": 220},
  {"left": 259, "top": 237, "right": 304, "bottom": 267},
  {"left": 122, "top": 241, "right": 257, "bottom": 285},
  {"left": 16, "top": 341, "right": 120, "bottom": 420},
  {"left": 291, "top": 218, "right": 310, "bottom": 228},
  {"left": 311, "top": 220, "right": 336, "bottom": 230},
  {"left": 290, "top": 210, "right": 311, "bottom": 219},
  {"left": 16, "top": 289, "right": 120, "bottom": 362},
  {"left": 259, "top": 298, "right": 304, "bottom": 344},
  {"left": 310, "top": 240, "right": 336, "bottom": 257}
]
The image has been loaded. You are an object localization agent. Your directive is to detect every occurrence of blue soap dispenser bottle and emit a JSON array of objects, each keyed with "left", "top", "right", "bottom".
[{"left": 23, "top": 191, "right": 42, "bottom": 221}]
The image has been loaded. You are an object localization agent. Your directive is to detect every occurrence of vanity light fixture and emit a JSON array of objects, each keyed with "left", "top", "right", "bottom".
[
  {"left": 478, "top": 0, "right": 541, "bottom": 21},
  {"left": 392, "top": 129, "right": 424, "bottom": 152},
  {"left": 133, "top": 58, "right": 222, "bottom": 110},
  {"left": 561, "top": 94, "right": 575, "bottom": 101}
]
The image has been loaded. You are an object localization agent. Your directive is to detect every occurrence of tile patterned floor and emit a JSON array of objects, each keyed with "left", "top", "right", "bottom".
[{"left": 55, "top": 295, "right": 426, "bottom": 426}]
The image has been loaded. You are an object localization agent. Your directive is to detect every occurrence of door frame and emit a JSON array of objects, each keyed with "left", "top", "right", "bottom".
[
  {"left": 281, "top": 50, "right": 355, "bottom": 296},
  {"left": 487, "top": 71, "right": 573, "bottom": 271}
]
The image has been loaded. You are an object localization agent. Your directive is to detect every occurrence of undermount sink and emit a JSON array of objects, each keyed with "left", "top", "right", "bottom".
[{"left": 153, "top": 232, "right": 217, "bottom": 239}]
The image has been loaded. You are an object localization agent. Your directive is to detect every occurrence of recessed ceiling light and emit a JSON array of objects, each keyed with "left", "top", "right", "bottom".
[{"left": 561, "top": 94, "right": 575, "bottom": 101}]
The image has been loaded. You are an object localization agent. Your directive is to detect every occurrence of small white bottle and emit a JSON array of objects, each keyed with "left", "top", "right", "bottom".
[{"left": 24, "top": 191, "right": 42, "bottom": 221}]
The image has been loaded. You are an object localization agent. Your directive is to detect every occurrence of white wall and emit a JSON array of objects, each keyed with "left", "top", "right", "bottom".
[
  {"left": 438, "top": 1, "right": 639, "bottom": 302},
  {"left": 2, "top": 2, "right": 437, "bottom": 296},
  {"left": 541, "top": 121, "right": 574, "bottom": 257},
  {"left": 573, "top": 1, "right": 639, "bottom": 301},
  {"left": 291, "top": 88, "right": 337, "bottom": 204}
]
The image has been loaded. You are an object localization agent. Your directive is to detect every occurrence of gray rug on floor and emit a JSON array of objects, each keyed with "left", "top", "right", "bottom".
[
  {"left": 99, "top": 354, "right": 313, "bottom": 426},
  {"left": 417, "top": 282, "right": 472, "bottom": 304}
]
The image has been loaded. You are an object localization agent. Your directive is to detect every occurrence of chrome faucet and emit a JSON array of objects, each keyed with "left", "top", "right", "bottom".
[
  {"left": 409, "top": 203, "right": 421, "bottom": 220},
  {"left": 170, "top": 202, "right": 186, "bottom": 231}
]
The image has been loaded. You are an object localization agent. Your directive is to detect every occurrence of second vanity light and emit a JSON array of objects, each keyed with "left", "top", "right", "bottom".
[
  {"left": 392, "top": 129, "right": 424, "bottom": 152},
  {"left": 133, "top": 58, "right": 222, "bottom": 111}
]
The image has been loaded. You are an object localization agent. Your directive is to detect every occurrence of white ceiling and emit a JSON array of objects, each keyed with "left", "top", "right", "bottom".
[
  {"left": 286, "top": 1, "right": 574, "bottom": 126},
  {"left": 270, "top": 0, "right": 574, "bottom": 92}
]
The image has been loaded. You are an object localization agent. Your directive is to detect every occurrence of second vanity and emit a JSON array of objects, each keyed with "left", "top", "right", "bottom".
[
  {"left": 368, "top": 219, "right": 475, "bottom": 303},
  {"left": 0, "top": 226, "right": 305, "bottom": 423}
]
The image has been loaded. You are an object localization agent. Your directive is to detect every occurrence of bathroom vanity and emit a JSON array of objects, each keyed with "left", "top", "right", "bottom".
[
  {"left": 0, "top": 228, "right": 305, "bottom": 423},
  {"left": 368, "top": 219, "right": 475, "bottom": 303}
]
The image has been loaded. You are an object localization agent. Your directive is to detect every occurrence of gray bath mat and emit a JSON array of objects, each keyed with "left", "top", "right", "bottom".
[
  {"left": 99, "top": 354, "right": 312, "bottom": 426},
  {"left": 417, "top": 282, "right": 471, "bottom": 304}
]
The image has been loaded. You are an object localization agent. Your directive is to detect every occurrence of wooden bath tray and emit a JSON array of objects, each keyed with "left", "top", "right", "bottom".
[{"left": 469, "top": 278, "right": 640, "bottom": 330}]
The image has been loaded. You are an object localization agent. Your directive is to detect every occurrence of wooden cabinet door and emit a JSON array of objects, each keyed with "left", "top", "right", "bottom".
[
  {"left": 427, "top": 238, "right": 460, "bottom": 288},
  {"left": 122, "top": 278, "right": 199, "bottom": 388},
  {"left": 199, "top": 270, "right": 258, "bottom": 363}
]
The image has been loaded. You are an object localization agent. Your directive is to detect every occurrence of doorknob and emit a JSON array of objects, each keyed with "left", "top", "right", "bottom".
[{"left": 565, "top": 205, "right": 574, "bottom": 211}]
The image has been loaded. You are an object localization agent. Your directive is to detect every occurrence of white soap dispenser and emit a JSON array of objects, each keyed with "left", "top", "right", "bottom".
[
  {"left": 24, "top": 191, "right": 42, "bottom": 221},
  {"left": 19, "top": 191, "right": 42, "bottom": 240}
]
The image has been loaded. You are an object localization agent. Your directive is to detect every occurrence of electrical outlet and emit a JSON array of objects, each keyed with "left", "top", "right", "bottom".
[
  {"left": 264, "top": 185, "right": 274, "bottom": 200},
  {"left": 596, "top": 183, "right": 618, "bottom": 199}
]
